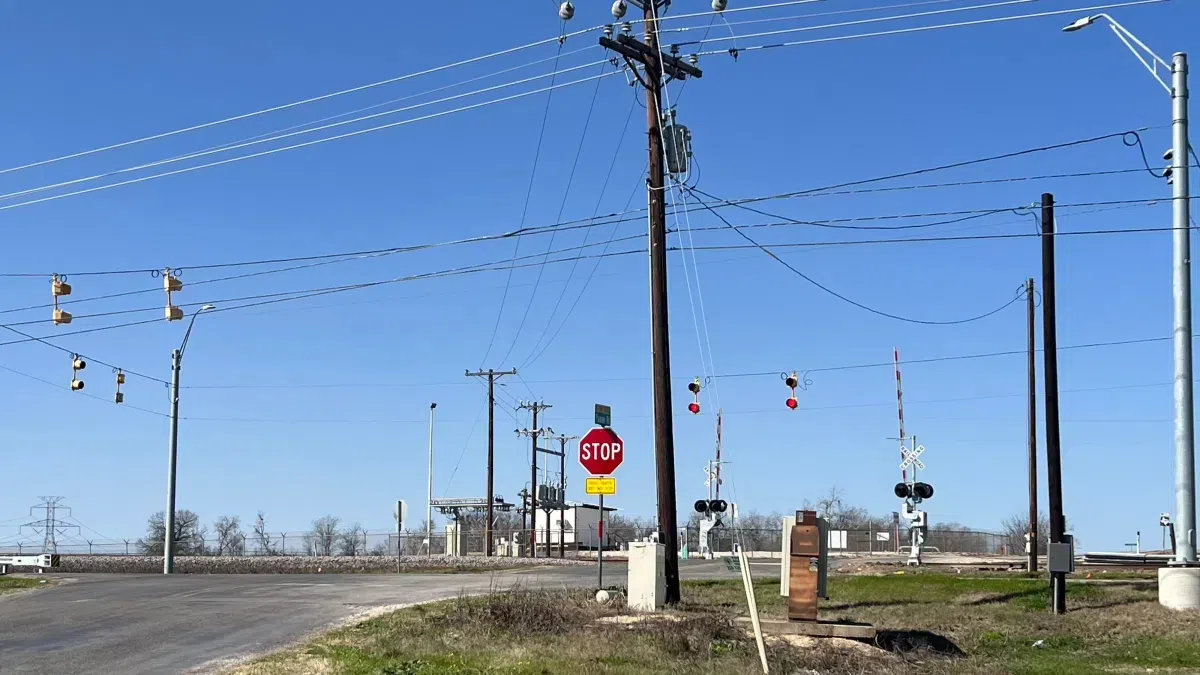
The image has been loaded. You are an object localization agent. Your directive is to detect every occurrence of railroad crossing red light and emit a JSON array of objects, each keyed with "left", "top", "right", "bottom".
[
  {"left": 786, "top": 397, "right": 798, "bottom": 410},
  {"left": 688, "top": 402, "right": 701, "bottom": 415}
]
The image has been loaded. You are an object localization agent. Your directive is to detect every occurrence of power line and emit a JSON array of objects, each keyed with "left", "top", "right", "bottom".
[
  {"left": 0, "top": 29, "right": 611, "bottom": 178},
  {"left": 674, "top": 0, "right": 1040, "bottom": 47},
  {"left": 659, "top": 0, "right": 963, "bottom": 36},
  {"left": 480, "top": 43, "right": 569, "bottom": 367},
  {"left": 689, "top": 187, "right": 1029, "bottom": 325},
  {"left": 0, "top": 70, "right": 625, "bottom": 214},
  {"left": 500, "top": 58, "right": 609, "bottom": 367},
  {"left": 694, "top": 0, "right": 1170, "bottom": 57}
]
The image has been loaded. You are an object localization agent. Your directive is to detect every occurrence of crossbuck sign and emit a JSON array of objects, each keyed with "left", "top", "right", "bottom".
[{"left": 899, "top": 444, "right": 926, "bottom": 471}]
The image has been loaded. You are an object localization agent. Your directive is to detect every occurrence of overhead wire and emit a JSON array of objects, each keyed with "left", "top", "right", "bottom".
[
  {"left": 0, "top": 69, "right": 625, "bottom": 214},
  {"left": 517, "top": 67, "right": 635, "bottom": 369},
  {"left": 659, "top": 0, "right": 962, "bottom": 35},
  {"left": 693, "top": 0, "right": 1171, "bottom": 57},
  {"left": 503, "top": 59, "right": 610, "bottom": 367},
  {"left": 480, "top": 42, "right": 568, "bottom": 367},
  {"left": 0, "top": 56, "right": 613, "bottom": 207},
  {"left": 687, "top": 186, "right": 1028, "bottom": 325},
  {"left": 674, "top": 0, "right": 1039, "bottom": 47},
  {"left": 0, "top": 26, "right": 614, "bottom": 178}
]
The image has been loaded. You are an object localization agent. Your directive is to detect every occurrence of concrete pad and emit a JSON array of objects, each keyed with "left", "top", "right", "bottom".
[{"left": 1159, "top": 566, "right": 1200, "bottom": 610}]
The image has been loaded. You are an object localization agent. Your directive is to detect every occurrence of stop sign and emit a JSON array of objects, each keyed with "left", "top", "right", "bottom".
[{"left": 579, "top": 427, "right": 625, "bottom": 475}]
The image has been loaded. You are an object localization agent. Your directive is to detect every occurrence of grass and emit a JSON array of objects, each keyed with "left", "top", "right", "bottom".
[
  {"left": 228, "top": 572, "right": 1200, "bottom": 675},
  {"left": 0, "top": 577, "right": 50, "bottom": 595}
]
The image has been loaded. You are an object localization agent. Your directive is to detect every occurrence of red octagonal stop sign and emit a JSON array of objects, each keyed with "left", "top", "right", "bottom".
[{"left": 579, "top": 427, "right": 625, "bottom": 475}]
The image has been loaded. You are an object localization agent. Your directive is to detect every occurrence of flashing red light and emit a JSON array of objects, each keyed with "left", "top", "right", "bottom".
[
  {"left": 688, "top": 402, "right": 701, "bottom": 415},
  {"left": 786, "top": 397, "right": 799, "bottom": 410}
]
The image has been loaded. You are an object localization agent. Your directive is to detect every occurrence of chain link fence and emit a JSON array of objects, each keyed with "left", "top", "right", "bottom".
[{"left": 1, "top": 525, "right": 1010, "bottom": 557}]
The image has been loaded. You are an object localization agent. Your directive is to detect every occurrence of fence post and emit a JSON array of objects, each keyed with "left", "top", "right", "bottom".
[
  {"left": 124, "top": 539, "right": 130, "bottom": 555},
  {"left": 17, "top": 542, "right": 22, "bottom": 555},
  {"left": 87, "top": 540, "right": 93, "bottom": 556},
  {"left": 281, "top": 533, "right": 286, "bottom": 555}
]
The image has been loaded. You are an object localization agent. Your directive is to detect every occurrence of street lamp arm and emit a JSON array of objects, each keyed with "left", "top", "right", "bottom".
[{"left": 1106, "top": 22, "right": 1171, "bottom": 93}]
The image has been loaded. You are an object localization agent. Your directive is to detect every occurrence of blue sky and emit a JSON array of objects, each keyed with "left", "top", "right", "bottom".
[{"left": 0, "top": 0, "right": 1195, "bottom": 552}]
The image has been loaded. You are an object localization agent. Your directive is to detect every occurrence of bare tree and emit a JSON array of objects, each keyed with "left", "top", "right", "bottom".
[
  {"left": 253, "top": 511, "right": 276, "bottom": 555},
  {"left": 339, "top": 523, "right": 366, "bottom": 556},
  {"left": 138, "top": 510, "right": 207, "bottom": 555},
  {"left": 308, "top": 515, "right": 340, "bottom": 556},
  {"left": 1001, "top": 512, "right": 1052, "bottom": 555},
  {"left": 213, "top": 516, "right": 245, "bottom": 556}
]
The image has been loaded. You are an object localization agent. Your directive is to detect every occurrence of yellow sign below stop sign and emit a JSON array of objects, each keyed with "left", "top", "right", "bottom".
[{"left": 585, "top": 477, "right": 617, "bottom": 496}]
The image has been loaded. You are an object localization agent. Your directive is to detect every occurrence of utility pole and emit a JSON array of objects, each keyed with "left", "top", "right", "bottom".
[
  {"left": 1027, "top": 278, "right": 1038, "bottom": 572},
  {"left": 1170, "top": 52, "right": 1196, "bottom": 565},
  {"left": 517, "top": 401, "right": 552, "bottom": 558},
  {"left": 600, "top": 0, "right": 701, "bottom": 606},
  {"left": 465, "top": 368, "right": 517, "bottom": 557},
  {"left": 547, "top": 433, "right": 578, "bottom": 558},
  {"left": 21, "top": 497, "right": 78, "bottom": 554},
  {"left": 164, "top": 349, "right": 183, "bottom": 573},
  {"left": 1041, "top": 194, "right": 1067, "bottom": 614}
]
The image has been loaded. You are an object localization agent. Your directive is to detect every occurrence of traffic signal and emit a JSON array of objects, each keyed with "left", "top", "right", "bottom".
[
  {"left": 164, "top": 269, "right": 183, "bottom": 321},
  {"left": 114, "top": 370, "right": 125, "bottom": 404},
  {"left": 784, "top": 371, "right": 799, "bottom": 410},
  {"left": 894, "top": 481, "right": 934, "bottom": 501},
  {"left": 687, "top": 377, "right": 702, "bottom": 415},
  {"left": 694, "top": 499, "right": 728, "bottom": 514},
  {"left": 71, "top": 356, "right": 86, "bottom": 391},
  {"left": 52, "top": 274, "right": 73, "bottom": 325}
]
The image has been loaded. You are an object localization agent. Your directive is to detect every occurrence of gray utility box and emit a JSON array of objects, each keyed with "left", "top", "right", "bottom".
[{"left": 1048, "top": 534, "right": 1075, "bottom": 574}]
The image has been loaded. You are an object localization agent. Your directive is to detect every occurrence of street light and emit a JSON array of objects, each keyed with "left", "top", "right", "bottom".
[
  {"left": 1065, "top": 14, "right": 1197, "bottom": 607},
  {"left": 163, "top": 304, "right": 216, "bottom": 574}
]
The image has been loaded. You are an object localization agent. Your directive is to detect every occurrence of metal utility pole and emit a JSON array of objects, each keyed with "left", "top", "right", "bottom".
[
  {"left": 1171, "top": 52, "right": 1196, "bottom": 564},
  {"left": 1027, "top": 278, "right": 1039, "bottom": 572},
  {"left": 1041, "top": 194, "right": 1067, "bottom": 614},
  {"left": 164, "top": 304, "right": 215, "bottom": 575},
  {"left": 546, "top": 433, "right": 578, "bottom": 558},
  {"left": 599, "top": 0, "right": 701, "bottom": 606},
  {"left": 427, "top": 402, "right": 436, "bottom": 557},
  {"left": 517, "top": 401, "right": 552, "bottom": 558},
  {"left": 21, "top": 497, "right": 78, "bottom": 554},
  {"left": 465, "top": 368, "right": 517, "bottom": 557}
]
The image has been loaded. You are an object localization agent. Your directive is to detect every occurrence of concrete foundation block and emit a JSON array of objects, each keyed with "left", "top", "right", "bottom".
[
  {"left": 627, "top": 541, "right": 665, "bottom": 612},
  {"left": 1159, "top": 566, "right": 1200, "bottom": 610}
]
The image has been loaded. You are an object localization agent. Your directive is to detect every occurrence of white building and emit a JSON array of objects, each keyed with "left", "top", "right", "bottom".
[{"left": 533, "top": 502, "right": 617, "bottom": 550}]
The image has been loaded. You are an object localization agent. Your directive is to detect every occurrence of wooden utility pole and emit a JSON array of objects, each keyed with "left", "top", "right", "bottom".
[
  {"left": 517, "top": 401, "right": 552, "bottom": 558},
  {"left": 1027, "top": 278, "right": 1039, "bottom": 573},
  {"left": 1040, "top": 194, "right": 1067, "bottom": 614},
  {"left": 600, "top": 0, "right": 701, "bottom": 606},
  {"left": 465, "top": 368, "right": 517, "bottom": 557}
]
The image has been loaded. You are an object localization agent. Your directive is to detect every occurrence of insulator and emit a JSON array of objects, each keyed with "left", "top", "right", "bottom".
[
  {"left": 611, "top": 0, "right": 627, "bottom": 19},
  {"left": 712, "top": 0, "right": 729, "bottom": 11},
  {"left": 558, "top": 1, "right": 574, "bottom": 20}
]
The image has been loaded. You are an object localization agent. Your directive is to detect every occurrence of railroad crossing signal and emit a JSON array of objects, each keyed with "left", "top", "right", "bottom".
[{"left": 899, "top": 444, "right": 925, "bottom": 471}]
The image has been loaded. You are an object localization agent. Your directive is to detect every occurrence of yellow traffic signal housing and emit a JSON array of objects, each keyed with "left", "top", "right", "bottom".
[
  {"left": 52, "top": 277, "right": 71, "bottom": 297},
  {"left": 70, "top": 379, "right": 84, "bottom": 391},
  {"left": 165, "top": 305, "right": 183, "bottom": 321},
  {"left": 53, "top": 308, "right": 73, "bottom": 325},
  {"left": 163, "top": 270, "right": 183, "bottom": 293}
]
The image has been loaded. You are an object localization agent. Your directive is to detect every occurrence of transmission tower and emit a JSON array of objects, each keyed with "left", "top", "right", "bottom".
[{"left": 21, "top": 496, "right": 79, "bottom": 554}]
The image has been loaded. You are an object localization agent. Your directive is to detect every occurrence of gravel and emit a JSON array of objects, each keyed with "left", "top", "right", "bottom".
[{"left": 52, "top": 555, "right": 589, "bottom": 574}]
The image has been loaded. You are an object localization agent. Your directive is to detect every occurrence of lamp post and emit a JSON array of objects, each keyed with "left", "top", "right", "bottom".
[
  {"left": 427, "top": 402, "right": 436, "bottom": 557},
  {"left": 1066, "top": 14, "right": 1198, "bottom": 609},
  {"left": 163, "top": 304, "right": 216, "bottom": 574}
]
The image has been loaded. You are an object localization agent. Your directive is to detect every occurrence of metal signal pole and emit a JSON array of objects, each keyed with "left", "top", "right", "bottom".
[
  {"left": 1027, "top": 278, "right": 1038, "bottom": 572},
  {"left": 465, "top": 368, "right": 517, "bottom": 557}
]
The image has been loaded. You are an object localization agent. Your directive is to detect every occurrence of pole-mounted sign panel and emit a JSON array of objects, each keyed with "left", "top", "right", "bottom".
[{"left": 594, "top": 403, "right": 612, "bottom": 428}]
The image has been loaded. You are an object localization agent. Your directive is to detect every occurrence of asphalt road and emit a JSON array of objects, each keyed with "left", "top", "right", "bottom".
[{"left": 0, "top": 559, "right": 775, "bottom": 675}]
